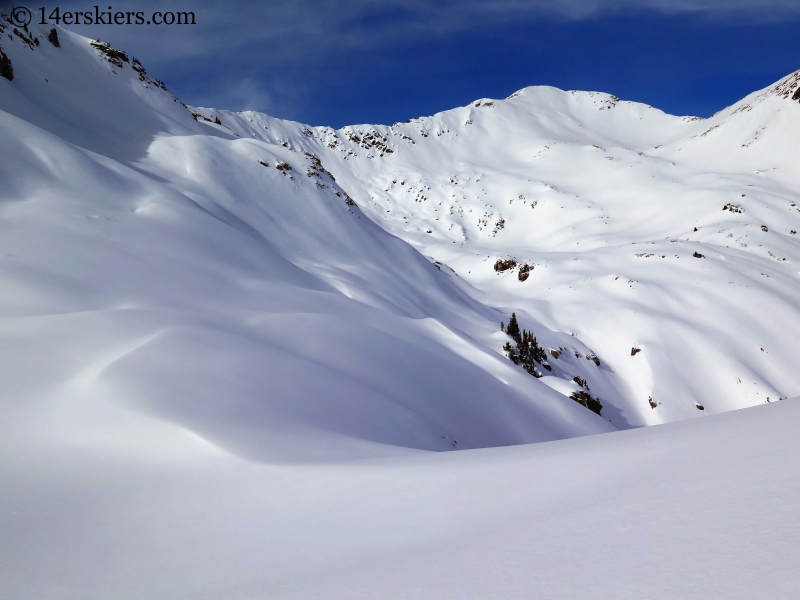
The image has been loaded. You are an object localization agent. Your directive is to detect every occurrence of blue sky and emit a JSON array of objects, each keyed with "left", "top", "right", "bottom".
[{"left": 56, "top": 1, "right": 800, "bottom": 127}]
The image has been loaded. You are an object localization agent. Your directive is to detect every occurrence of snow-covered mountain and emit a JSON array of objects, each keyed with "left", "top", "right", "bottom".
[
  {"left": 1, "top": 13, "right": 799, "bottom": 599},
  {"left": 206, "top": 68, "right": 800, "bottom": 428},
  {"left": 0, "top": 17, "right": 620, "bottom": 465}
]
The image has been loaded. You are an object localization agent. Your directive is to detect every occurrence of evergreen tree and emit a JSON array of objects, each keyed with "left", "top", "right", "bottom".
[
  {"left": 501, "top": 314, "right": 598, "bottom": 414},
  {"left": 501, "top": 314, "right": 551, "bottom": 377},
  {"left": 506, "top": 312, "right": 521, "bottom": 344},
  {"left": 503, "top": 342, "right": 519, "bottom": 365},
  {"left": 48, "top": 28, "right": 60, "bottom": 47},
  {"left": 517, "top": 330, "right": 545, "bottom": 377}
]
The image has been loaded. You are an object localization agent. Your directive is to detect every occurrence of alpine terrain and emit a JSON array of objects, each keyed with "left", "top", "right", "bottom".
[{"left": 1, "top": 14, "right": 798, "bottom": 599}]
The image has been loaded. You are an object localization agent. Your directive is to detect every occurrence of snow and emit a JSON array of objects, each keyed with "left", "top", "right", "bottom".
[
  {"left": 1, "top": 14, "right": 799, "bottom": 599},
  {"left": 3, "top": 393, "right": 798, "bottom": 599},
  {"left": 0, "top": 18, "right": 610, "bottom": 464},
  {"left": 210, "top": 73, "right": 800, "bottom": 427}
]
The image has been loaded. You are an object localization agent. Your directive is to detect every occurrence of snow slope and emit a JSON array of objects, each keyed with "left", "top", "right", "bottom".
[
  {"left": 0, "top": 16, "right": 612, "bottom": 466},
  {"left": 3, "top": 390, "right": 798, "bottom": 599},
  {"left": 211, "top": 73, "right": 800, "bottom": 428},
  {"left": 1, "top": 13, "right": 800, "bottom": 598}
]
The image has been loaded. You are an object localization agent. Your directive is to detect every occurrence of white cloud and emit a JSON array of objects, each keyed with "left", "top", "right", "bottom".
[{"left": 190, "top": 78, "right": 275, "bottom": 113}]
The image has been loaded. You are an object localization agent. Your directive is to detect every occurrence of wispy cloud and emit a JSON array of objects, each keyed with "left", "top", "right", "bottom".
[
  {"left": 55, "top": 0, "right": 800, "bottom": 67},
  {"left": 189, "top": 78, "right": 275, "bottom": 113},
  {"left": 36, "top": 1, "right": 800, "bottom": 121}
]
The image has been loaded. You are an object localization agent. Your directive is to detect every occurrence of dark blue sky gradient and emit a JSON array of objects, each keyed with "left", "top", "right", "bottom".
[
  {"left": 65, "top": 4, "right": 800, "bottom": 127},
  {"left": 352, "top": 14, "right": 794, "bottom": 125}
]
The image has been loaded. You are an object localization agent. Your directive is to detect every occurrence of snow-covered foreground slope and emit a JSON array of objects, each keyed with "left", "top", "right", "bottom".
[
  {"left": 3, "top": 394, "right": 798, "bottom": 599},
  {"left": 213, "top": 73, "right": 800, "bottom": 428}
]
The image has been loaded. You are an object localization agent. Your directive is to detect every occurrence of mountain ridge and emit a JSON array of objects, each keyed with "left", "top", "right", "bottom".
[{"left": 199, "top": 64, "right": 800, "bottom": 427}]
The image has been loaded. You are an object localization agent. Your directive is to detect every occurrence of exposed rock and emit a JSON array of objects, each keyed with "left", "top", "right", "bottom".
[
  {"left": 494, "top": 258, "right": 517, "bottom": 272},
  {"left": 90, "top": 40, "right": 129, "bottom": 67},
  {"left": 570, "top": 390, "right": 603, "bottom": 416},
  {"left": 0, "top": 47, "right": 12, "bottom": 81}
]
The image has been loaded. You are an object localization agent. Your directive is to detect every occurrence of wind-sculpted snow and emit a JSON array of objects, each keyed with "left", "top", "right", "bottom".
[{"left": 2, "top": 384, "right": 798, "bottom": 598}]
